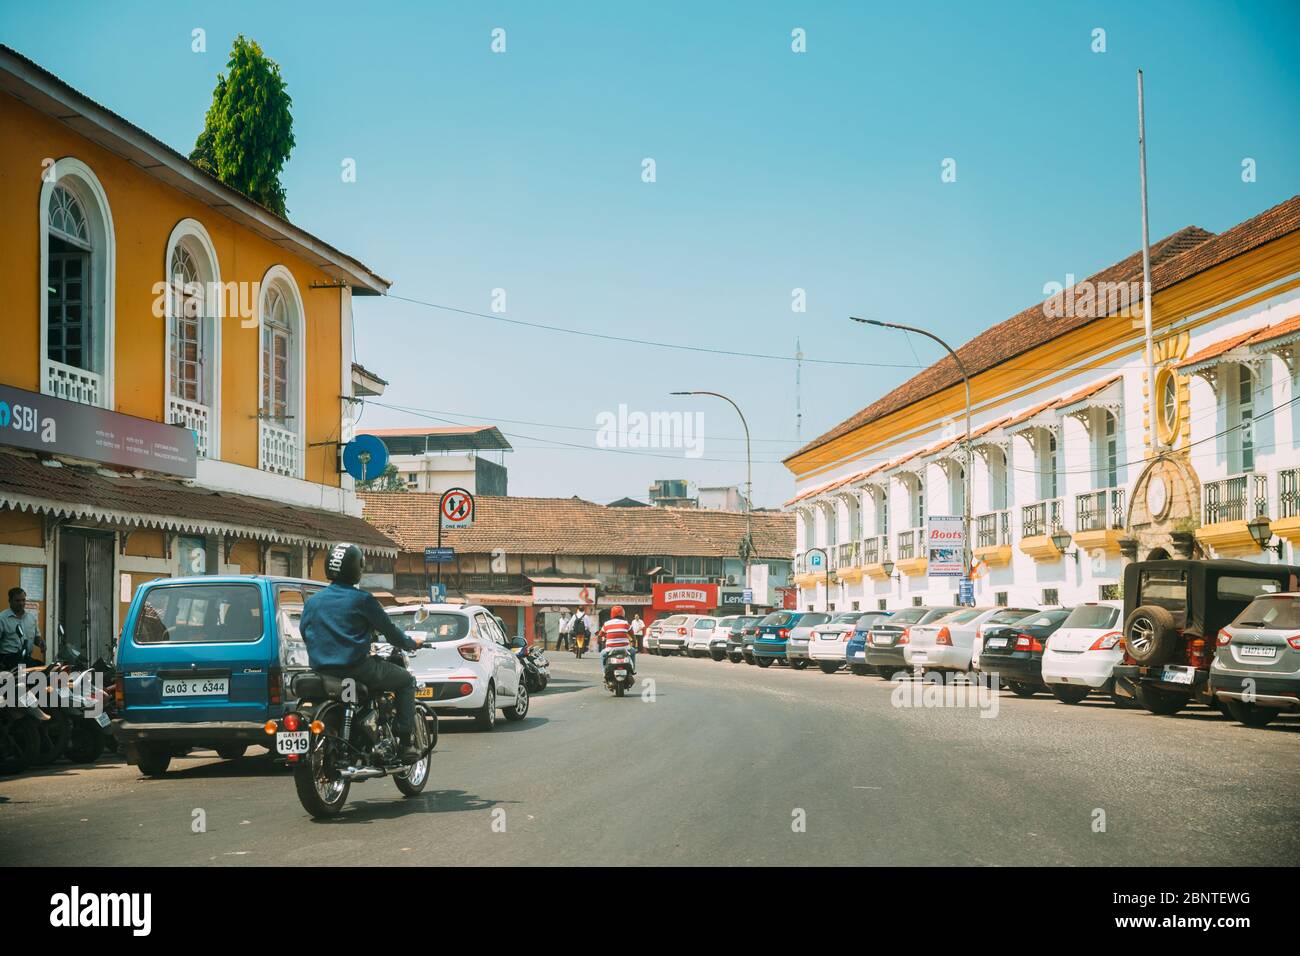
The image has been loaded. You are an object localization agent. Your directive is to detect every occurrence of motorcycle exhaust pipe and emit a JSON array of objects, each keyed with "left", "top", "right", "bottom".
[{"left": 339, "top": 766, "right": 387, "bottom": 781}]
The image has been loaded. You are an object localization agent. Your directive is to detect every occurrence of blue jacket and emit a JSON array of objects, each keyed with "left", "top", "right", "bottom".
[{"left": 300, "top": 582, "right": 416, "bottom": 668}]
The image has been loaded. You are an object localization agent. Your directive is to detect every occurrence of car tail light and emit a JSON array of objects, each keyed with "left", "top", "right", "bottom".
[
  {"left": 458, "top": 644, "right": 482, "bottom": 662},
  {"left": 898, "top": 628, "right": 910, "bottom": 645},
  {"left": 459, "top": 682, "right": 473, "bottom": 696},
  {"left": 677, "top": 627, "right": 686, "bottom": 635},
  {"left": 114, "top": 672, "right": 124, "bottom": 711},
  {"left": 1287, "top": 634, "right": 1300, "bottom": 650},
  {"left": 778, "top": 628, "right": 789, "bottom": 639},
  {"left": 1187, "top": 638, "right": 1208, "bottom": 667},
  {"left": 1089, "top": 631, "right": 1122, "bottom": 651},
  {"left": 1014, "top": 633, "right": 1043, "bottom": 652},
  {"left": 841, "top": 632, "right": 852, "bottom": 642},
  {"left": 268, "top": 666, "right": 282, "bottom": 706},
  {"left": 283, "top": 712, "right": 301, "bottom": 732},
  {"left": 936, "top": 627, "right": 952, "bottom": 646},
  {"left": 1217, "top": 629, "right": 1232, "bottom": 647}
]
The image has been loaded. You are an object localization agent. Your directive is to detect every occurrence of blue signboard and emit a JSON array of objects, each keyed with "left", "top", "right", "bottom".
[
  {"left": 428, "top": 583, "right": 446, "bottom": 603},
  {"left": 808, "top": 552, "right": 824, "bottom": 568},
  {"left": 424, "top": 546, "right": 455, "bottom": 565},
  {"left": 958, "top": 578, "right": 974, "bottom": 606}
]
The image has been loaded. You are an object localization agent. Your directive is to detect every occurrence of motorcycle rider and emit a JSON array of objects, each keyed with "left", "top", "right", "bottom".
[
  {"left": 599, "top": 606, "right": 635, "bottom": 673},
  {"left": 300, "top": 543, "right": 426, "bottom": 763}
]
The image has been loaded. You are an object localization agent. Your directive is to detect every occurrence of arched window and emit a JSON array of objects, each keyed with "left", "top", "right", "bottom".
[
  {"left": 41, "top": 159, "right": 115, "bottom": 407},
  {"left": 258, "top": 266, "right": 305, "bottom": 477},
  {"left": 164, "top": 219, "right": 222, "bottom": 458}
]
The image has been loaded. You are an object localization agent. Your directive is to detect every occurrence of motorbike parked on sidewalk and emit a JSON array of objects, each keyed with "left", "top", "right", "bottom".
[
  {"left": 603, "top": 649, "right": 635, "bottom": 697},
  {"left": 518, "top": 642, "right": 550, "bottom": 692},
  {"left": 273, "top": 645, "right": 438, "bottom": 819},
  {"left": 48, "top": 650, "right": 113, "bottom": 764},
  {"left": 0, "top": 664, "right": 49, "bottom": 774}
]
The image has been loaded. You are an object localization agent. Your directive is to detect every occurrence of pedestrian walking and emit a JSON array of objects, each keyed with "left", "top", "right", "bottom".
[
  {"left": 631, "top": 613, "right": 645, "bottom": 652},
  {"left": 556, "top": 610, "right": 572, "bottom": 651}
]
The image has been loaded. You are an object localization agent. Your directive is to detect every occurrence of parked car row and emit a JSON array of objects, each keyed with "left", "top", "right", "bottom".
[{"left": 650, "top": 559, "right": 1300, "bottom": 730}]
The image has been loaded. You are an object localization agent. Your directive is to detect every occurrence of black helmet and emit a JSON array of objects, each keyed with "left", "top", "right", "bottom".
[{"left": 326, "top": 542, "right": 365, "bottom": 586}]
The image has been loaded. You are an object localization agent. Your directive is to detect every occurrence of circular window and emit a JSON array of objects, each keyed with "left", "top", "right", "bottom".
[{"left": 1155, "top": 367, "right": 1180, "bottom": 446}]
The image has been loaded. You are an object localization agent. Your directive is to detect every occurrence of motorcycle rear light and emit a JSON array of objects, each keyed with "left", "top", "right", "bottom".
[
  {"left": 1217, "top": 629, "right": 1232, "bottom": 646},
  {"left": 1089, "top": 631, "right": 1122, "bottom": 651},
  {"left": 263, "top": 720, "right": 278, "bottom": 735},
  {"left": 283, "top": 713, "right": 301, "bottom": 732},
  {"left": 310, "top": 720, "right": 324, "bottom": 734},
  {"left": 936, "top": 627, "right": 952, "bottom": 646},
  {"left": 458, "top": 644, "right": 482, "bottom": 662}
]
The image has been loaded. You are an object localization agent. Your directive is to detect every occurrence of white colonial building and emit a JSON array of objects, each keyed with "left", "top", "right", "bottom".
[{"left": 785, "top": 196, "right": 1300, "bottom": 612}]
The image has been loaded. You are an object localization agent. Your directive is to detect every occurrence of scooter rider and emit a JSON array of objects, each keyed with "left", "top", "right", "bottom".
[
  {"left": 599, "top": 606, "right": 635, "bottom": 672},
  {"left": 301, "top": 543, "right": 426, "bottom": 763}
]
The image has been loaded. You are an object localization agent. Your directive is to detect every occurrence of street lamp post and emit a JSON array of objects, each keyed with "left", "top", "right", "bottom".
[
  {"left": 672, "top": 391, "right": 754, "bottom": 614},
  {"left": 851, "top": 317, "right": 974, "bottom": 605}
]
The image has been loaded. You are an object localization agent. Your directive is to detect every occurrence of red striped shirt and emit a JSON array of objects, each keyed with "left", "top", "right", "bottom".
[{"left": 602, "top": 618, "right": 631, "bottom": 649}]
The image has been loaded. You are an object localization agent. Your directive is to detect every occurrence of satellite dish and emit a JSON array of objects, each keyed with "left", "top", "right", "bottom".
[{"left": 343, "top": 434, "right": 390, "bottom": 482}]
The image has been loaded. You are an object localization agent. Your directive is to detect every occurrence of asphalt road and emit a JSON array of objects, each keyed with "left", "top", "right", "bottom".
[{"left": 2, "top": 652, "right": 1297, "bottom": 866}]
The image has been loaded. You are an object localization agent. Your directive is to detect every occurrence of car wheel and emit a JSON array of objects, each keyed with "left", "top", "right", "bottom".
[
  {"left": 216, "top": 743, "right": 248, "bottom": 761},
  {"left": 136, "top": 744, "right": 172, "bottom": 778},
  {"left": 1134, "top": 683, "right": 1190, "bottom": 716},
  {"left": 789, "top": 659, "right": 809, "bottom": 670},
  {"left": 1109, "top": 691, "right": 1140, "bottom": 709},
  {"left": 1123, "top": 605, "right": 1179, "bottom": 666},
  {"left": 1007, "top": 682, "right": 1038, "bottom": 698},
  {"left": 503, "top": 680, "right": 529, "bottom": 721},
  {"left": 755, "top": 657, "right": 773, "bottom": 668},
  {"left": 728, "top": 654, "right": 742, "bottom": 663},
  {"left": 710, "top": 651, "right": 726, "bottom": 662},
  {"left": 1049, "top": 685, "right": 1090, "bottom": 705},
  {"left": 474, "top": 683, "right": 498, "bottom": 730},
  {"left": 818, "top": 662, "right": 840, "bottom": 675},
  {"left": 875, "top": 666, "right": 895, "bottom": 679},
  {"left": 1224, "top": 698, "right": 1279, "bottom": 728},
  {"left": 850, "top": 664, "right": 869, "bottom": 676}
]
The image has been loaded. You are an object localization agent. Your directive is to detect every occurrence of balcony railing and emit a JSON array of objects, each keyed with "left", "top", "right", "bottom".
[
  {"left": 975, "top": 510, "right": 1011, "bottom": 548},
  {"left": 166, "top": 395, "right": 211, "bottom": 458},
  {"left": 837, "top": 541, "right": 859, "bottom": 568},
  {"left": 1279, "top": 467, "right": 1300, "bottom": 520},
  {"left": 1203, "top": 473, "right": 1268, "bottom": 524},
  {"left": 259, "top": 419, "right": 300, "bottom": 477},
  {"left": 896, "top": 529, "right": 922, "bottom": 560},
  {"left": 1021, "top": 498, "right": 1063, "bottom": 538},
  {"left": 1075, "top": 488, "right": 1125, "bottom": 532},
  {"left": 862, "top": 535, "right": 888, "bottom": 565},
  {"left": 45, "top": 359, "right": 102, "bottom": 407}
]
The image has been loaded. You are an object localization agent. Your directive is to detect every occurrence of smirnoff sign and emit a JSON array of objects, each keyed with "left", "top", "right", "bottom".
[{"left": 652, "top": 583, "right": 719, "bottom": 612}]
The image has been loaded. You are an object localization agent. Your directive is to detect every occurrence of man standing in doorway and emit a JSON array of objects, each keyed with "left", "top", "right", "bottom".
[{"left": 0, "top": 587, "right": 42, "bottom": 670}]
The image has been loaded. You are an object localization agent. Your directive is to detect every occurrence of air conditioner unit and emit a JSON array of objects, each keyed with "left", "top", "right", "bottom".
[{"left": 725, "top": 574, "right": 737, "bottom": 586}]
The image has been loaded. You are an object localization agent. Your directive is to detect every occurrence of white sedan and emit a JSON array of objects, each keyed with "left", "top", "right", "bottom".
[
  {"left": 386, "top": 603, "right": 529, "bottom": 731},
  {"left": 904, "top": 607, "right": 1037, "bottom": 673},
  {"left": 1041, "top": 600, "right": 1125, "bottom": 704}
]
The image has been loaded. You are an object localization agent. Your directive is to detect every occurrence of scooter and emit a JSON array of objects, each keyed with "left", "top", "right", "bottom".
[
  {"left": 603, "top": 649, "right": 635, "bottom": 697},
  {"left": 517, "top": 643, "right": 550, "bottom": 692},
  {"left": 0, "top": 663, "right": 50, "bottom": 774},
  {"left": 573, "top": 631, "right": 588, "bottom": 659}
]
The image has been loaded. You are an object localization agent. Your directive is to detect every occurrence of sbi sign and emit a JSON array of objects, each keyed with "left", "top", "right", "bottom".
[{"left": 0, "top": 400, "right": 57, "bottom": 443}]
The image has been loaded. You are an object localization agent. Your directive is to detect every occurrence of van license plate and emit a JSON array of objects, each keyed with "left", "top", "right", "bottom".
[
  {"left": 162, "top": 678, "right": 228, "bottom": 697},
  {"left": 1159, "top": 666, "right": 1194, "bottom": 685},
  {"left": 276, "top": 731, "right": 310, "bottom": 755},
  {"left": 1239, "top": 645, "right": 1276, "bottom": 659}
]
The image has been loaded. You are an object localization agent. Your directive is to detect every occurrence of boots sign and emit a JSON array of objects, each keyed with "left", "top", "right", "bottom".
[{"left": 0, "top": 384, "right": 196, "bottom": 477}]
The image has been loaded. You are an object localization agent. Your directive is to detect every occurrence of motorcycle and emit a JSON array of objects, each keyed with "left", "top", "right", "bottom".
[
  {"left": 48, "top": 649, "right": 113, "bottom": 764},
  {"left": 603, "top": 649, "right": 635, "bottom": 697},
  {"left": 274, "top": 645, "right": 438, "bottom": 819},
  {"left": 517, "top": 643, "right": 550, "bottom": 693},
  {"left": 573, "top": 631, "right": 588, "bottom": 659},
  {"left": 0, "top": 664, "right": 49, "bottom": 774}
]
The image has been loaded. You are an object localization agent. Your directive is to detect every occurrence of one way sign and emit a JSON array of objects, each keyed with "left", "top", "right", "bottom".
[{"left": 440, "top": 487, "right": 475, "bottom": 529}]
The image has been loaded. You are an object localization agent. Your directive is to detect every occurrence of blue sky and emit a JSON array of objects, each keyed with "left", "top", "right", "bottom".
[{"left": 5, "top": 1, "right": 1298, "bottom": 506}]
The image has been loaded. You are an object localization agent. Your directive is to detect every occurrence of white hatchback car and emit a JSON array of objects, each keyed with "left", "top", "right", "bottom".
[
  {"left": 684, "top": 615, "right": 720, "bottom": 657},
  {"left": 1041, "top": 600, "right": 1124, "bottom": 704},
  {"left": 386, "top": 603, "right": 529, "bottom": 731}
]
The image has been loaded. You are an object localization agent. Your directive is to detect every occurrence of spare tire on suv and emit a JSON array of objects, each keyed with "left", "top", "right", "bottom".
[{"left": 1123, "top": 605, "right": 1179, "bottom": 666}]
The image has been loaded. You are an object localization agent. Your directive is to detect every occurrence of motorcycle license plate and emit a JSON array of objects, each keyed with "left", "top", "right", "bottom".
[
  {"left": 415, "top": 685, "right": 435, "bottom": 699},
  {"left": 162, "top": 677, "right": 228, "bottom": 697},
  {"left": 276, "top": 731, "right": 310, "bottom": 755},
  {"left": 95, "top": 713, "right": 111, "bottom": 728},
  {"left": 1160, "top": 665, "right": 1194, "bottom": 685},
  {"left": 614, "top": 669, "right": 628, "bottom": 677}
]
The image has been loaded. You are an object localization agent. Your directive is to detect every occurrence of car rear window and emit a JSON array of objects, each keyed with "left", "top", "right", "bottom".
[
  {"left": 831, "top": 613, "right": 863, "bottom": 625},
  {"left": 132, "top": 583, "right": 264, "bottom": 644},
  {"left": 696, "top": 618, "right": 716, "bottom": 629},
  {"left": 1139, "top": 569, "right": 1189, "bottom": 624},
  {"left": 890, "top": 608, "right": 928, "bottom": 625},
  {"left": 1061, "top": 604, "right": 1121, "bottom": 629},
  {"left": 760, "top": 612, "right": 795, "bottom": 626},
  {"left": 919, "top": 606, "right": 960, "bottom": 623},
  {"left": 1233, "top": 595, "right": 1300, "bottom": 630},
  {"left": 943, "top": 608, "right": 984, "bottom": 624},
  {"left": 986, "top": 608, "right": 1036, "bottom": 625},
  {"left": 1218, "top": 576, "right": 1283, "bottom": 601},
  {"left": 388, "top": 611, "right": 469, "bottom": 642}
]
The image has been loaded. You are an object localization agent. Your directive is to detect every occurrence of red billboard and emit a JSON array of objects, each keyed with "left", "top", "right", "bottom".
[{"left": 651, "top": 583, "right": 720, "bottom": 612}]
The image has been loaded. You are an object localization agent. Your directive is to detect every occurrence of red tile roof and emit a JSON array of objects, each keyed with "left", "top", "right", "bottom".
[{"left": 788, "top": 195, "right": 1300, "bottom": 465}]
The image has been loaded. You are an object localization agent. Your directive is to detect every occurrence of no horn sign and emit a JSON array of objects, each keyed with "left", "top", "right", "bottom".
[{"left": 440, "top": 488, "right": 474, "bottom": 529}]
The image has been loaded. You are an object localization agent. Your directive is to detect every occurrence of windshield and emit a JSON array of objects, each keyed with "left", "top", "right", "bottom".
[
  {"left": 1233, "top": 595, "right": 1300, "bottom": 630},
  {"left": 132, "top": 584, "right": 264, "bottom": 644},
  {"left": 1062, "top": 604, "right": 1121, "bottom": 629},
  {"left": 387, "top": 611, "right": 470, "bottom": 642}
]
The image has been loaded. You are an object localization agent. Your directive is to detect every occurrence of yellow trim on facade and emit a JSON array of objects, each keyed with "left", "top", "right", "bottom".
[
  {"left": 972, "top": 544, "right": 1013, "bottom": 567},
  {"left": 1073, "top": 529, "right": 1126, "bottom": 556},
  {"left": 1019, "top": 535, "right": 1063, "bottom": 563},
  {"left": 1195, "top": 521, "right": 1264, "bottom": 558},
  {"left": 896, "top": 556, "right": 928, "bottom": 577}
]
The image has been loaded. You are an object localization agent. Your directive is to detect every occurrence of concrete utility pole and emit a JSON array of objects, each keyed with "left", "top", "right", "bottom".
[
  {"left": 671, "top": 391, "right": 754, "bottom": 614},
  {"left": 1137, "top": 68, "right": 1158, "bottom": 452},
  {"left": 851, "top": 317, "right": 973, "bottom": 605}
]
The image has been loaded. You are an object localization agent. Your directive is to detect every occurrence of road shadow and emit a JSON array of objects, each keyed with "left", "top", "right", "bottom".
[
  {"left": 0, "top": 751, "right": 129, "bottom": 782},
  {"left": 322, "top": 788, "right": 516, "bottom": 822},
  {"left": 438, "top": 716, "right": 551, "bottom": 735}
]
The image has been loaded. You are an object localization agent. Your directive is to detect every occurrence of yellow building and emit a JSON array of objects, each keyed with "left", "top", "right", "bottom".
[{"left": 0, "top": 46, "right": 396, "bottom": 661}]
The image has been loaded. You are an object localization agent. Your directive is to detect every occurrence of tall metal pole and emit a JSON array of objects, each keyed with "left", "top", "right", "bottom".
[
  {"left": 1137, "top": 69, "right": 1158, "bottom": 452},
  {"left": 804, "top": 547, "right": 830, "bottom": 613},
  {"left": 672, "top": 390, "right": 753, "bottom": 614},
  {"left": 851, "top": 317, "right": 973, "bottom": 605}
]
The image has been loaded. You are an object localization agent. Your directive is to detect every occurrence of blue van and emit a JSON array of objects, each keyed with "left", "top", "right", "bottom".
[{"left": 114, "top": 575, "right": 322, "bottom": 777}]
